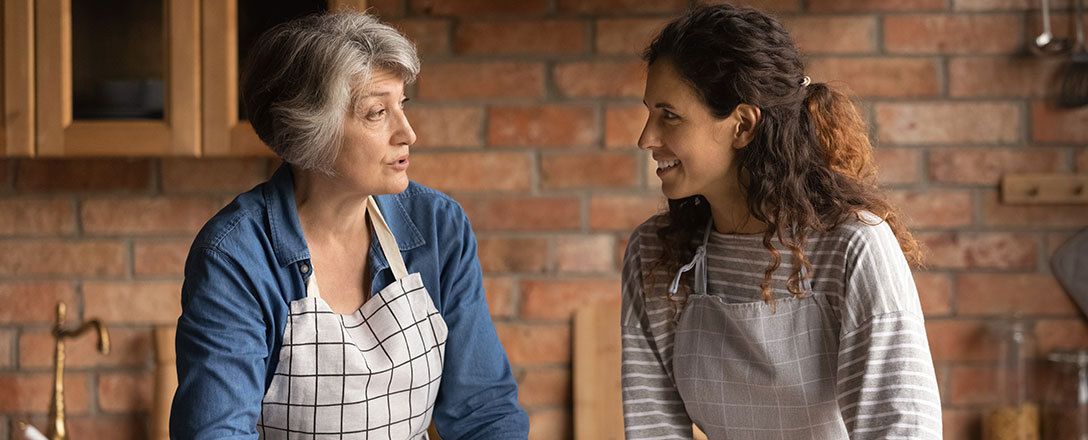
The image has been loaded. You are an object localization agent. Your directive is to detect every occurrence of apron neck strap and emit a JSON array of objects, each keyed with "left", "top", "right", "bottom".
[
  {"left": 668, "top": 217, "right": 714, "bottom": 296},
  {"left": 366, "top": 196, "right": 409, "bottom": 280}
]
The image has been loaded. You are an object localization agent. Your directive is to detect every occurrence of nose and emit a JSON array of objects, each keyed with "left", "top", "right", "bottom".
[
  {"left": 394, "top": 108, "right": 417, "bottom": 146},
  {"left": 637, "top": 115, "right": 658, "bottom": 151}
]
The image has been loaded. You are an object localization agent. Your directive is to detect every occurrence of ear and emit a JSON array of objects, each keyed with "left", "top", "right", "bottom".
[{"left": 731, "top": 104, "right": 761, "bottom": 149}]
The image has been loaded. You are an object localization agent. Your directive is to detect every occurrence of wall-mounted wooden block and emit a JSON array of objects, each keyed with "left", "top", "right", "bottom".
[{"left": 1001, "top": 174, "right": 1088, "bottom": 205}]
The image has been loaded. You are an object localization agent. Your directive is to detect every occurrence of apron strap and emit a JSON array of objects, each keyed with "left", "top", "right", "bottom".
[
  {"left": 668, "top": 217, "right": 715, "bottom": 296},
  {"left": 367, "top": 196, "right": 409, "bottom": 280}
]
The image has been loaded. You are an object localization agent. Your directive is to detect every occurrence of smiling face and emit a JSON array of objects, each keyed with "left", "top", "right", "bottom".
[
  {"left": 331, "top": 68, "right": 417, "bottom": 196},
  {"left": 639, "top": 60, "right": 745, "bottom": 202}
]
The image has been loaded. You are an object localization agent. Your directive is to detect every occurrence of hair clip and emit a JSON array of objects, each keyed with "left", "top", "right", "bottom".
[{"left": 800, "top": 76, "right": 811, "bottom": 87}]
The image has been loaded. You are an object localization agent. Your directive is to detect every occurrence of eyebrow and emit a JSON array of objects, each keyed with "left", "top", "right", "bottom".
[
  {"left": 359, "top": 91, "right": 393, "bottom": 98},
  {"left": 642, "top": 99, "right": 675, "bottom": 110}
]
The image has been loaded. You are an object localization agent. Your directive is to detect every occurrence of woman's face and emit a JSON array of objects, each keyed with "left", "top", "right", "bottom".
[
  {"left": 332, "top": 69, "right": 417, "bottom": 196},
  {"left": 638, "top": 60, "right": 742, "bottom": 201}
]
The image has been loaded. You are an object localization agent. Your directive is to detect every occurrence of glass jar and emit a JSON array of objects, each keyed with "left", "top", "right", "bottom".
[
  {"left": 983, "top": 317, "right": 1041, "bottom": 440},
  {"left": 1042, "top": 348, "right": 1088, "bottom": 440}
]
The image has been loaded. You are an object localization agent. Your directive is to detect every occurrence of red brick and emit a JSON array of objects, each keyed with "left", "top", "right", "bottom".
[
  {"left": 0, "top": 241, "right": 124, "bottom": 277},
  {"left": 484, "top": 276, "right": 516, "bottom": 318},
  {"left": 496, "top": 323, "right": 570, "bottom": 365},
  {"left": 541, "top": 152, "right": 638, "bottom": 189},
  {"left": 0, "top": 329, "right": 12, "bottom": 369},
  {"left": 808, "top": 57, "right": 938, "bottom": 98},
  {"left": 942, "top": 408, "right": 983, "bottom": 440},
  {"left": 913, "top": 272, "right": 952, "bottom": 316},
  {"left": 589, "top": 195, "right": 665, "bottom": 231},
  {"left": 555, "top": 235, "right": 616, "bottom": 274},
  {"left": 528, "top": 409, "right": 572, "bottom": 440},
  {"left": 98, "top": 372, "right": 152, "bottom": 412},
  {"left": 699, "top": 0, "right": 802, "bottom": 12},
  {"left": 477, "top": 236, "right": 550, "bottom": 273},
  {"left": 0, "top": 160, "right": 8, "bottom": 189},
  {"left": 1036, "top": 318, "right": 1088, "bottom": 353},
  {"left": 949, "top": 57, "right": 1065, "bottom": 98},
  {"left": 81, "top": 197, "right": 221, "bottom": 235},
  {"left": 63, "top": 416, "right": 147, "bottom": 440},
  {"left": 410, "top": 0, "right": 548, "bottom": 16},
  {"left": 19, "top": 328, "right": 150, "bottom": 369},
  {"left": 515, "top": 367, "right": 571, "bottom": 407},
  {"left": 161, "top": 158, "right": 267, "bottom": 193},
  {"left": 14, "top": 159, "right": 151, "bottom": 192},
  {"left": 133, "top": 239, "right": 190, "bottom": 277},
  {"left": 0, "top": 282, "right": 77, "bottom": 323},
  {"left": 918, "top": 232, "right": 1037, "bottom": 270},
  {"left": 604, "top": 104, "right": 647, "bottom": 149},
  {"left": 1028, "top": 11, "right": 1075, "bottom": 42},
  {"left": 83, "top": 281, "right": 183, "bottom": 325},
  {"left": 926, "top": 319, "right": 999, "bottom": 362},
  {"left": 455, "top": 20, "right": 585, "bottom": 55},
  {"left": 1032, "top": 101, "right": 1088, "bottom": 143},
  {"left": 0, "top": 198, "right": 75, "bottom": 235},
  {"left": 488, "top": 106, "right": 597, "bottom": 147},
  {"left": 782, "top": 16, "right": 877, "bottom": 54},
  {"left": 983, "top": 190, "right": 1088, "bottom": 227},
  {"left": 957, "top": 274, "right": 1077, "bottom": 316},
  {"left": 554, "top": 61, "right": 645, "bottom": 98},
  {"left": 946, "top": 365, "right": 998, "bottom": 405},
  {"left": 885, "top": 14, "right": 1022, "bottom": 54},
  {"left": 929, "top": 148, "right": 1064, "bottom": 184},
  {"left": 388, "top": 18, "right": 449, "bottom": 55},
  {"left": 595, "top": 18, "right": 669, "bottom": 55},
  {"left": 0, "top": 373, "right": 89, "bottom": 413},
  {"left": 409, "top": 106, "right": 483, "bottom": 148},
  {"left": 409, "top": 152, "right": 531, "bottom": 192},
  {"left": 1078, "top": 149, "right": 1088, "bottom": 172},
  {"left": 876, "top": 103, "right": 1020, "bottom": 144},
  {"left": 874, "top": 148, "right": 920, "bottom": 185},
  {"left": 808, "top": 0, "right": 945, "bottom": 11},
  {"left": 885, "top": 190, "right": 973, "bottom": 228},
  {"left": 557, "top": 0, "right": 685, "bottom": 14},
  {"left": 365, "top": 0, "right": 404, "bottom": 17},
  {"left": 417, "top": 62, "right": 545, "bottom": 100},
  {"left": 956, "top": 0, "right": 1074, "bottom": 10},
  {"left": 460, "top": 197, "right": 581, "bottom": 231},
  {"left": 519, "top": 278, "right": 621, "bottom": 320}
]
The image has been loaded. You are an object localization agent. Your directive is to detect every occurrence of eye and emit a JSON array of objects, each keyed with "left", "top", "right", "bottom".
[
  {"left": 662, "top": 110, "right": 680, "bottom": 121},
  {"left": 366, "top": 107, "right": 386, "bottom": 121}
]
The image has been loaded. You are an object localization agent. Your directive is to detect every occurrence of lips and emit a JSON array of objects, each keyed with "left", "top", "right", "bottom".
[{"left": 391, "top": 154, "right": 409, "bottom": 171}]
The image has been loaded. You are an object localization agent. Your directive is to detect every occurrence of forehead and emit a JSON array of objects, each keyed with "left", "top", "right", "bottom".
[
  {"left": 644, "top": 60, "right": 703, "bottom": 107},
  {"left": 355, "top": 68, "right": 406, "bottom": 97}
]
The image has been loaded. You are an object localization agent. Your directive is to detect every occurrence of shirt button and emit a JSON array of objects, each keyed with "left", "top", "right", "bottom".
[{"left": 300, "top": 264, "right": 310, "bottom": 274}]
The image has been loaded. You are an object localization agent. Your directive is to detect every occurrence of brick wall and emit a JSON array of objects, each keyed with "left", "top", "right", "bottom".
[{"left": 2, "top": 0, "right": 1088, "bottom": 438}]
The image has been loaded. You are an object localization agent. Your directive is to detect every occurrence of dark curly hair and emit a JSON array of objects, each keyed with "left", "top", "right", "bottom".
[{"left": 645, "top": 4, "right": 922, "bottom": 310}]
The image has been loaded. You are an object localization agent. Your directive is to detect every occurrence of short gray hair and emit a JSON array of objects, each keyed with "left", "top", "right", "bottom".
[{"left": 242, "top": 12, "right": 420, "bottom": 174}]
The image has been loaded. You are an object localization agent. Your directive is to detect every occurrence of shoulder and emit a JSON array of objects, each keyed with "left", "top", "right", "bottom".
[
  {"left": 393, "top": 181, "right": 467, "bottom": 221},
  {"left": 830, "top": 211, "right": 902, "bottom": 259},
  {"left": 189, "top": 183, "right": 268, "bottom": 255}
]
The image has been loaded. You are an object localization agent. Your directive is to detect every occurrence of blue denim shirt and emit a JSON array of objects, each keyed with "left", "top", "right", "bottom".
[{"left": 171, "top": 164, "right": 529, "bottom": 439}]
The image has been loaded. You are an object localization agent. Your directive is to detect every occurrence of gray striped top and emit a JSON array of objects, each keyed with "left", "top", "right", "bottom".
[{"left": 621, "top": 212, "right": 942, "bottom": 439}]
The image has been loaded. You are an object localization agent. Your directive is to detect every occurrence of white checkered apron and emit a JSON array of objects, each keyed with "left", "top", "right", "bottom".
[
  {"left": 670, "top": 221, "right": 847, "bottom": 439},
  {"left": 258, "top": 197, "right": 448, "bottom": 439}
]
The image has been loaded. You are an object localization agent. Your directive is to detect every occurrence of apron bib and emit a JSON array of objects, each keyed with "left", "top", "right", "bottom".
[
  {"left": 258, "top": 197, "right": 448, "bottom": 439},
  {"left": 670, "top": 221, "right": 846, "bottom": 439}
]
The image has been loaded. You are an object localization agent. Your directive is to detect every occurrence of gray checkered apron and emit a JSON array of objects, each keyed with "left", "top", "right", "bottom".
[
  {"left": 257, "top": 196, "right": 448, "bottom": 439},
  {"left": 670, "top": 221, "right": 848, "bottom": 439}
]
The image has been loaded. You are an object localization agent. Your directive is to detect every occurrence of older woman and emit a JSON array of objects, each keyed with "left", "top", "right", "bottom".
[{"left": 170, "top": 12, "right": 529, "bottom": 439}]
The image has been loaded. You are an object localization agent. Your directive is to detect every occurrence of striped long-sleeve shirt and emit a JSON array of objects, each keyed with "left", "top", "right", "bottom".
[{"left": 621, "top": 213, "right": 942, "bottom": 439}]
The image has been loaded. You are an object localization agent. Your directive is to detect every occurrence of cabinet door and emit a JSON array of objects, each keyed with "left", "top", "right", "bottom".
[
  {"left": 3, "top": 0, "right": 33, "bottom": 156},
  {"left": 202, "top": 0, "right": 367, "bottom": 157},
  {"left": 36, "top": 0, "right": 200, "bottom": 156}
]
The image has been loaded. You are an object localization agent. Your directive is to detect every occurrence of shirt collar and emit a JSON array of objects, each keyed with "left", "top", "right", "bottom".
[{"left": 263, "top": 163, "right": 425, "bottom": 268}]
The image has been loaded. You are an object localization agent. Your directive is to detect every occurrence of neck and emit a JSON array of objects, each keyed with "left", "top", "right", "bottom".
[
  {"left": 293, "top": 168, "right": 370, "bottom": 240},
  {"left": 702, "top": 169, "right": 766, "bottom": 235}
]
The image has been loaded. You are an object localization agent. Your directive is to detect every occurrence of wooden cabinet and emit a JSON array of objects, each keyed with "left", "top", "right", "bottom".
[{"left": 5, "top": 0, "right": 366, "bottom": 157}]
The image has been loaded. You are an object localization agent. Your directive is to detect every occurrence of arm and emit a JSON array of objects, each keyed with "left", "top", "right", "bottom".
[
  {"left": 430, "top": 206, "right": 530, "bottom": 439},
  {"left": 835, "top": 224, "right": 943, "bottom": 439},
  {"left": 621, "top": 231, "right": 695, "bottom": 439},
  {"left": 170, "top": 248, "right": 270, "bottom": 440}
]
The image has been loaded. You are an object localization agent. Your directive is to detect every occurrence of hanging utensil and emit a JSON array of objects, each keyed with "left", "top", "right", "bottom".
[
  {"left": 1058, "top": 0, "right": 1088, "bottom": 107},
  {"left": 1033, "top": 0, "right": 1072, "bottom": 55}
]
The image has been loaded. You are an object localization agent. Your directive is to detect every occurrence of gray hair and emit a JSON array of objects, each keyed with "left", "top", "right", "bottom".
[{"left": 242, "top": 12, "right": 420, "bottom": 174}]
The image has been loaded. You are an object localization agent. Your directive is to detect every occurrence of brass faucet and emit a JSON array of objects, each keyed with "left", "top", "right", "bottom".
[{"left": 47, "top": 302, "right": 110, "bottom": 440}]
